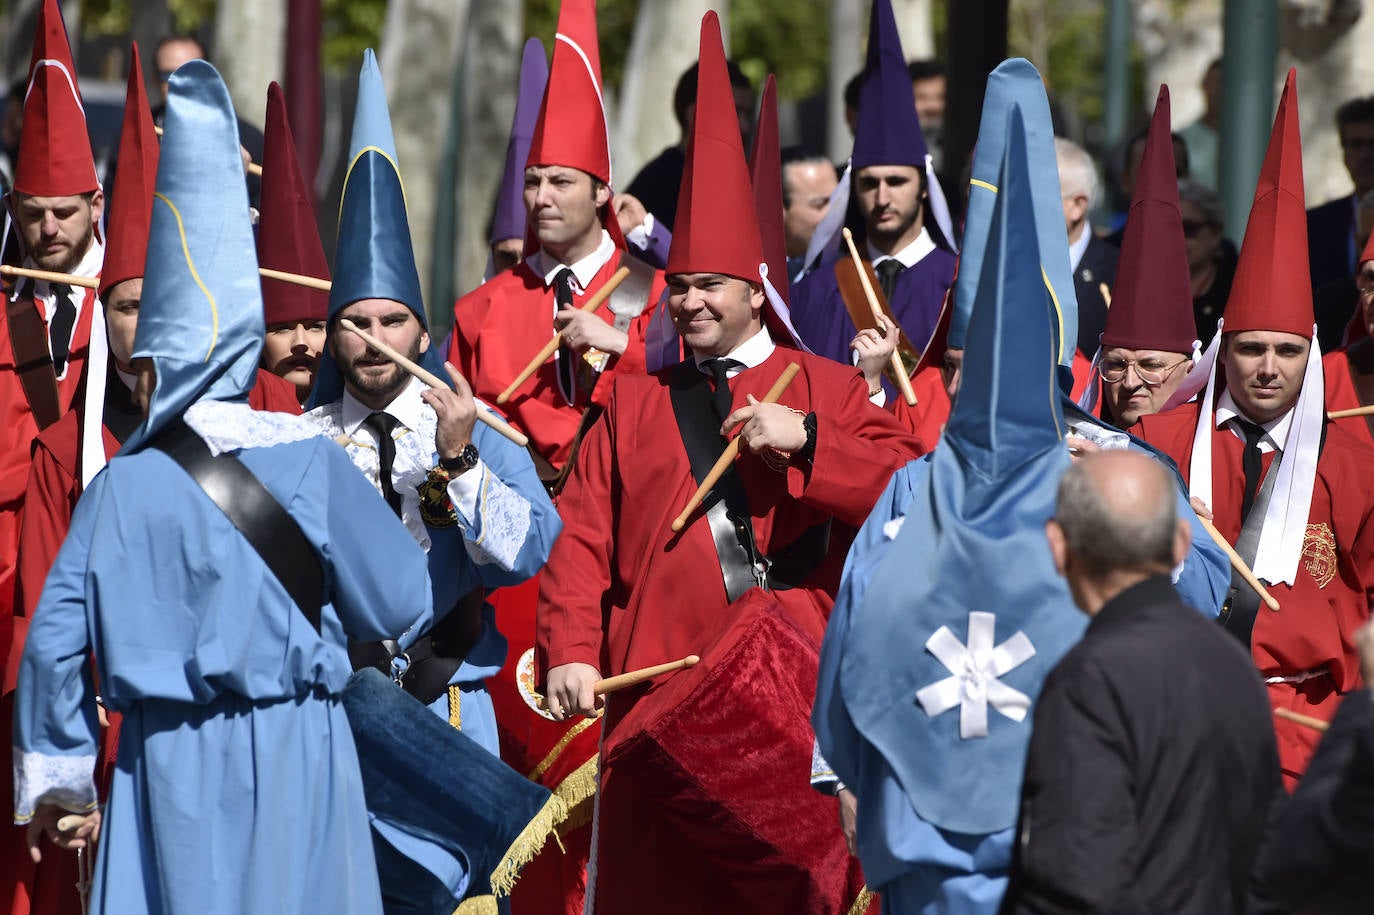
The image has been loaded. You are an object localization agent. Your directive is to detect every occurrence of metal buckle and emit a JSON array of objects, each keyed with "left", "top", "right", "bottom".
[{"left": 389, "top": 651, "right": 412, "bottom": 686}]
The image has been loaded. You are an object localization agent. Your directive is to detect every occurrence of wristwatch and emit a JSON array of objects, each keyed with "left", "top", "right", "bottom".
[
  {"left": 798, "top": 412, "right": 818, "bottom": 462},
  {"left": 439, "top": 442, "right": 480, "bottom": 474}
]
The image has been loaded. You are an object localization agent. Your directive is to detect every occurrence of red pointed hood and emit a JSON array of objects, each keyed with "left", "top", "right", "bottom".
[
  {"left": 100, "top": 43, "right": 158, "bottom": 300},
  {"left": 1223, "top": 69, "right": 1313, "bottom": 339},
  {"left": 524, "top": 0, "right": 622, "bottom": 250},
  {"left": 13, "top": 0, "right": 99, "bottom": 197},
  {"left": 749, "top": 75, "right": 788, "bottom": 306},
  {"left": 666, "top": 12, "right": 763, "bottom": 285},
  {"left": 1100, "top": 86, "right": 1196, "bottom": 354},
  {"left": 257, "top": 81, "right": 329, "bottom": 326}
]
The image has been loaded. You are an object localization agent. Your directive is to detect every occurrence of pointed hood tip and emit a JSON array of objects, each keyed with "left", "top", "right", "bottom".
[
  {"left": 1222, "top": 65, "right": 1313, "bottom": 339},
  {"left": 101, "top": 41, "right": 159, "bottom": 301},
  {"left": 852, "top": 0, "right": 929, "bottom": 170},
  {"left": 259, "top": 78, "right": 330, "bottom": 327},
  {"left": 664, "top": 11, "right": 763, "bottom": 283},
  {"left": 492, "top": 38, "right": 549, "bottom": 245},
  {"left": 14, "top": 0, "right": 99, "bottom": 197},
  {"left": 945, "top": 104, "right": 1065, "bottom": 473},
  {"left": 126, "top": 60, "right": 263, "bottom": 451},
  {"left": 1099, "top": 82, "right": 1195, "bottom": 354}
]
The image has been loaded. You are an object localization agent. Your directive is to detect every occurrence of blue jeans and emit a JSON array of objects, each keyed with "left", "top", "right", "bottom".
[{"left": 342, "top": 669, "right": 551, "bottom": 913}]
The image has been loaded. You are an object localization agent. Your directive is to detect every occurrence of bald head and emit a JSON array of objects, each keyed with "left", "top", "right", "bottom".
[{"left": 1049, "top": 451, "right": 1189, "bottom": 610}]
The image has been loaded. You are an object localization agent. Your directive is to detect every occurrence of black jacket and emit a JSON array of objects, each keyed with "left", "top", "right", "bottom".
[
  {"left": 1001, "top": 575, "right": 1281, "bottom": 915},
  {"left": 1073, "top": 235, "right": 1118, "bottom": 358},
  {"left": 1253, "top": 689, "right": 1374, "bottom": 915}
]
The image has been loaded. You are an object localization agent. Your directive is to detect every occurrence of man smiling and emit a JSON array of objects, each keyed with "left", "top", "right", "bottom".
[{"left": 538, "top": 14, "right": 917, "bottom": 911}]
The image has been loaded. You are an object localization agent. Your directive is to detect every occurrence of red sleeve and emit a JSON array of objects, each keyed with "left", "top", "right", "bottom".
[
  {"left": 535, "top": 385, "right": 620, "bottom": 680},
  {"left": 5, "top": 439, "right": 76, "bottom": 695},
  {"left": 249, "top": 368, "right": 303, "bottom": 415},
  {"left": 786, "top": 367, "right": 924, "bottom": 528}
]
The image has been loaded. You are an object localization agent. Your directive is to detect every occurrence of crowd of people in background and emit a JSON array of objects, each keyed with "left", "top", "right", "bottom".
[{"left": 2, "top": 1, "right": 1374, "bottom": 914}]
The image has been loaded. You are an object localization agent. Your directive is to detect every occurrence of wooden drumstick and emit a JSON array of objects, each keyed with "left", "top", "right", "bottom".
[
  {"left": 56, "top": 814, "right": 87, "bottom": 833},
  {"left": 594, "top": 655, "right": 700, "bottom": 695},
  {"left": 337, "top": 318, "right": 530, "bottom": 447},
  {"left": 841, "top": 228, "right": 917, "bottom": 407},
  {"left": 496, "top": 266, "right": 631, "bottom": 404},
  {"left": 1274, "top": 707, "right": 1329, "bottom": 733},
  {"left": 1099, "top": 282, "right": 1112, "bottom": 309},
  {"left": 259, "top": 266, "right": 331, "bottom": 291},
  {"left": 0, "top": 264, "right": 99, "bottom": 289},
  {"left": 539, "top": 655, "right": 700, "bottom": 710},
  {"left": 1198, "top": 517, "right": 1280, "bottom": 612},
  {"left": 154, "top": 124, "right": 262, "bottom": 176},
  {"left": 1329, "top": 404, "right": 1374, "bottom": 420},
  {"left": 671, "top": 362, "right": 801, "bottom": 533}
]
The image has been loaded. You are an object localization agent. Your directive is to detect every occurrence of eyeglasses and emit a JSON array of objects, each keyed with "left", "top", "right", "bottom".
[{"left": 1099, "top": 356, "right": 1189, "bottom": 385}]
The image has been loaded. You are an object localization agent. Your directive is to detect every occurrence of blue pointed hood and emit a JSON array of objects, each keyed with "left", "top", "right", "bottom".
[
  {"left": 945, "top": 104, "right": 1066, "bottom": 483},
  {"left": 124, "top": 60, "right": 262, "bottom": 453},
  {"left": 832, "top": 107, "right": 1085, "bottom": 837},
  {"left": 852, "top": 0, "right": 928, "bottom": 169},
  {"left": 311, "top": 49, "right": 429, "bottom": 408},
  {"left": 949, "top": 59, "right": 1077, "bottom": 388}
]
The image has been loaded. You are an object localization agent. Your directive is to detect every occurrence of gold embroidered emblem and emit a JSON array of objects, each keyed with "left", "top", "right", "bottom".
[
  {"left": 1302, "top": 523, "right": 1337, "bottom": 589},
  {"left": 516, "top": 648, "right": 557, "bottom": 721},
  {"left": 417, "top": 473, "right": 458, "bottom": 528}
]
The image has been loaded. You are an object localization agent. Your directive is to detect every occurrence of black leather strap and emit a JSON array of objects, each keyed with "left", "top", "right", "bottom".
[
  {"left": 669, "top": 361, "right": 762, "bottom": 600},
  {"left": 149, "top": 420, "right": 323, "bottom": 632},
  {"left": 347, "top": 587, "right": 485, "bottom": 705}
]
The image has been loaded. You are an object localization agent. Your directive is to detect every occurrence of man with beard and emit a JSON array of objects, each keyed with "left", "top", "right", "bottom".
[
  {"left": 787, "top": 0, "right": 956, "bottom": 384},
  {"left": 305, "top": 53, "right": 559, "bottom": 910},
  {"left": 0, "top": 0, "right": 105, "bottom": 646}
]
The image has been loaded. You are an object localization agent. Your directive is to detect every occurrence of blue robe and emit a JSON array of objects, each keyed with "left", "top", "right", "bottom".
[
  {"left": 814, "top": 453, "right": 1230, "bottom": 914},
  {"left": 13, "top": 434, "right": 432, "bottom": 915},
  {"left": 788, "top": 246, "right": 956, "bottom": 367}
]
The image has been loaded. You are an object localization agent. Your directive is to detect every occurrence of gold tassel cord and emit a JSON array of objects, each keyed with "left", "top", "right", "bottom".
[
  {"left": 527, "top": 716, "right": 598, "bottom": 781},
  {"left": 448, "top": 684, "right": 462, "bottom": 730}
]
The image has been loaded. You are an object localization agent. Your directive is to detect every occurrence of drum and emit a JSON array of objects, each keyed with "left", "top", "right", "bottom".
[{"left": 602, "top": 589, "right": 865, "bottom": 914}]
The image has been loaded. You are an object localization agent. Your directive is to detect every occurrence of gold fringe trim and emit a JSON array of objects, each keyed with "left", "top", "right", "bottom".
[
  {"left": 447, "top": 684, "right": 462, "bottom": 729},
  {"left": 846, "top": 886, "right": 875, "bottom": 915},
  {"left": 528, "top": 716, "right": 598, "bottom": 781},
  {"left": 489, "top": 793, "right": 569, "bottom": 897},
  {"left": 549, "top": 754, "right": 599, "bottom": 833},
  {"left": 451, "top": 895, "right": 497, "bottom": 915}
]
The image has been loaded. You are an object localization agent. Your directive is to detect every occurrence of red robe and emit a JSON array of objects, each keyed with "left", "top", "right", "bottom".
[
  {"left": 1135, "top": 402, "right": 1374, "bottom": 784},
  {"left": 0, "top": 285, "right": 97, "bottom": 634},
  {"left": 0, "top": 368, "right": 298, "bottom": 915},
  {"left": 449, "top": 255, "right": 665, "bottom": 469},
  {"left": 1323, "top": 346, "right": 1374, "bottom": 446},
  {"left": 537, "top": 347, "right": 921, "bottom": 913}
]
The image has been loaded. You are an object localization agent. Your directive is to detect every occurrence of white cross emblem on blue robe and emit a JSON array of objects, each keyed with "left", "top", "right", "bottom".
[{"left": 915, "top": 611, "right": 1036, "bottom": 739}]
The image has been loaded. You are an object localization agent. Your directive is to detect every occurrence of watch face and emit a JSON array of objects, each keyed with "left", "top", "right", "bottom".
[{"left": 458, "top": 443, "right": 479, "bottom": 469}]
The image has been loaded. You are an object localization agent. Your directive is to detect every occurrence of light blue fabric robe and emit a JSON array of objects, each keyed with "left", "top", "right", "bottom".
[{"left": 13, "top": 434, "right": 432, "bottom": 915}]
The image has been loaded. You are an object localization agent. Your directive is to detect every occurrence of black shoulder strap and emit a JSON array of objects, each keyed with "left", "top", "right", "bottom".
[{"left": 150, "top": 420, "right": 324, "bottom": 632}]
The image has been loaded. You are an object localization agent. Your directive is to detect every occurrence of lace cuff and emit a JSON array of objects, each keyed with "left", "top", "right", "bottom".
[
  {"left": 450, "top": 466, "right": 531, "bottom": 570},
  {"left": 12, "top": 748, "right": 97, "bottom": 823}
]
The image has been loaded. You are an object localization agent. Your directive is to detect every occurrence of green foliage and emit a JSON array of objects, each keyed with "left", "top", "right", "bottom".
[
  {"left": 321, "top": 0, "right": 388, "bottom": 72},
  {"left": 524, "top": 0, "right": 830, "bottom": 101}
]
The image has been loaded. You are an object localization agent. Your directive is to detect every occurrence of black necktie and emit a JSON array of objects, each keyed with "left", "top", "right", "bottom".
[
  {"left": 363, "top": 412, "right": 403, "bottom": 518},
  {"left": 702, "top": 358, "right": 741, "bottom": 423},
  {"left": 554, "top": 268, "right": 578, "bottom": 406},
  {"left": 49, "top": 283, "right": 76, "bottom": 376},
  {"left": 876, "top": 259, "right": 903, "bottom": 303},
  {"left": 1236, "top": 419, "right": 1268, "bottom": 523}
]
